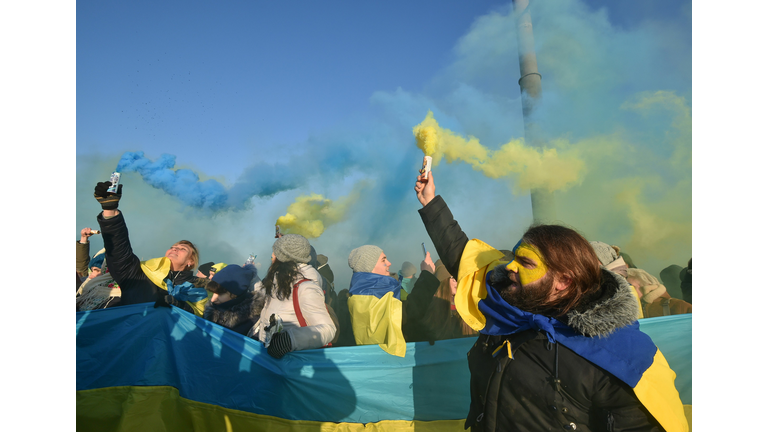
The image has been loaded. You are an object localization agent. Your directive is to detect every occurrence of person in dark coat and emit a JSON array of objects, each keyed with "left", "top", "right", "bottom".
[
  {"left": 413, "top": 171, "right": 688, "bottom": 432},
  {"left": 403, "top": 254, "right": 477, "bottom": 343},
  {"left": 203, "top": 264, "right": 265, "bottom": 336},
  {"left": 92, "top": 180, "right": 211, "bottom": 316},
  {"left": 659, "top": 264, "right": 685, "bottom": 300}
]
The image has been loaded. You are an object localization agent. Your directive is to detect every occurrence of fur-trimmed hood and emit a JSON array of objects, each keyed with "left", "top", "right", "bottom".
[
  {"left": 203, "top": 290, "right": 266, "bottom": 334},
  {"left": 565, "top": 269, "right": 639, "bottom": 338}
]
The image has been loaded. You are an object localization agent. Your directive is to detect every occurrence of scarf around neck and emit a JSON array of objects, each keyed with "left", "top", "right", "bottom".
[{"left": 349, "top": 272, "right": 402, "bottom": 300}]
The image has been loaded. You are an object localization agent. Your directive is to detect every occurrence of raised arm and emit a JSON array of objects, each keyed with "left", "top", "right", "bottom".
[
  {"left": 76, "top": 227, "right": 95, "bottom": 277},
  {"left": 415, "top": 172, "right": 469, "bottom": 279},
  {"left": 93, "top": 181, "right": 151, "bottom": 293}
]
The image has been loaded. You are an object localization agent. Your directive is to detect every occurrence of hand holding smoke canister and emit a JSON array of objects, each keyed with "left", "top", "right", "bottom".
[
  {"left": 419, "top": 156, "right": 432, "bottom": 180},
  {"left": 275, "top": 224, "right": 282, "bottom": 238},
  {"left": 107, "top": 172, "right": 121, "bottom": 194}
]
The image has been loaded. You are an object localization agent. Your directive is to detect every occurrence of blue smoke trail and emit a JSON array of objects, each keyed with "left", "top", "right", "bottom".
[{"left": 116, "top": 151, "right": 307, "bottom": 212}]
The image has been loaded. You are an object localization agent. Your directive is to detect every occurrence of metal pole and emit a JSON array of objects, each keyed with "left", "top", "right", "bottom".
[{"left": 513, "top": 0, "right": 556, "bottom": 224}]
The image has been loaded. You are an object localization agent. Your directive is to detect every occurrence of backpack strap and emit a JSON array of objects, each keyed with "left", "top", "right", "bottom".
[
  {"left": 292, "top": 278, "right": 335, "bottom": 347},
  {"left": 661, "top": 298, "right": 671, "bottom": 316},
  {"left": 292, "top": 279, "right": 311, "bottom": 327}
]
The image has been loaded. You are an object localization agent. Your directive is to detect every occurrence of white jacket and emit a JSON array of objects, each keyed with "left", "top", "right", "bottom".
[{"left": 250, "top": 264, "right": 336, "bottom": 351}]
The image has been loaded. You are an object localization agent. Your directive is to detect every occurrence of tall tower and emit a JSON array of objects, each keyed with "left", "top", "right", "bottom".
[{"left": 514, "top": 0, "right": 556, "bottom": 224}]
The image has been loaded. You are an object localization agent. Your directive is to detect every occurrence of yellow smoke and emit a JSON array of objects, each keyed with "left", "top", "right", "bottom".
[
  {"left": 412, "top": 91, "right": 691, "bottom": 276},
  {"left": 413, "top": 111, "right": 586, "bottom": 193},
  {"left": 550, "top": 91, "right": 692, "bottom": 273},
  {"left": 276, "top": 183, "right": 367, "bottom": 239}
]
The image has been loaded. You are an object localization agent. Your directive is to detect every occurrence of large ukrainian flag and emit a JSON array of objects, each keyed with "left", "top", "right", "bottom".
[{"left": 76, "top": 303, "right": 691, "bottom": 431}]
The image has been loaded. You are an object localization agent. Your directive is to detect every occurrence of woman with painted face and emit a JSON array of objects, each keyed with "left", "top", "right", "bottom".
[{"left": 92, "top": 180, "right": 210, "bottom": 316}]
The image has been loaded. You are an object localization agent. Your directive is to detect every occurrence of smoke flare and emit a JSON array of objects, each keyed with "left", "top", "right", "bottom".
[{"left": 412, "top": 111, "right": 586, "bottom": 193}]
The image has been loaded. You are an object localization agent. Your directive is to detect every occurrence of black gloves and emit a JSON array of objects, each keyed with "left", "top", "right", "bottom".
[
  {"left": 94, "top": 181, "right": 123, "bottom": 210},
  {"left": 268, "top": 331, "right": 293, "bottom": 359}
]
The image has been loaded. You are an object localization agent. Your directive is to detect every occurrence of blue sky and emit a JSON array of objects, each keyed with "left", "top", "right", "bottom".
[
  {"left": 73, "top": 0, "right": 696, "bottom": 288},
  {"left": 6, "top": 1, "right": 766, "bottom": 428}
]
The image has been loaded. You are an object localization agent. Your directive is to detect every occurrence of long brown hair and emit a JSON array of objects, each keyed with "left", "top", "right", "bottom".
[
  {"left": 423, "top": 277, "right": 476, "bottom": 340},
  {"left": 262, "top": 258, "right": 302, "bottom": 301},
  {"left": 521, "top": 224, "right": 602, "bottom": 316}
]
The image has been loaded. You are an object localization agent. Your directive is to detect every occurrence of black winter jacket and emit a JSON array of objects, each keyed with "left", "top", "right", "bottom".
[
  {"left": 418, "top": 196, "right": 663, "bottom": 432},
  {"left": 203, "top": 291, "right": 266, "bottom": 336},
  {"left": 97, "top": 211, "right": 200, "bottom": 313}
]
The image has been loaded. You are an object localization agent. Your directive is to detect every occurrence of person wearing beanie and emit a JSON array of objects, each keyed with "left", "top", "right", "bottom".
[
  {"left": 345, "top": 245, "right": 407, "bottom": 357},
  {"left": 308, "top": 246, "right": 335, "bottom": 305},
  {"left": 589, "top": 240, "right": 642, "bottom": 317},
  {"left": 316, "top": 254, "right": 334, "bottom": 285},
  {"left": 76, "top": 247, "right": 122, "bottom": 311},
  {"left": 626, "top": 268, "right": 692, "bottom": 318},
  {"left": 398, "top": 261, "right": 418, "bottom": 299},
  {"left": 76, "top": 227, "right": 106, "bottom": 281},
  {"left": 202, "top": 264, "right": 266, "bottom": 336},
  {"left": 659, "top": 265, "right": 685, "bottom": 300},
  {"left": 90, "top": 180, "right": 212, "bottom": 317},
  {"left": 248, "top": 234, "right": 337, "bottom": 359},
  {"left": 197, "top": 262, "right": 215, "bottom": 279}
]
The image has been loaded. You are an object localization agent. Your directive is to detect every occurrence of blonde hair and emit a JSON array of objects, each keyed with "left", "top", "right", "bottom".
[{"left": 173, "top": 240, "right": 199, "bottom": 270}]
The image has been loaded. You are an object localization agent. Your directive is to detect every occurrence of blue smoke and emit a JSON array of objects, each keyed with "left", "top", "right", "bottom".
[{"left": 116, "top": 151, "right": 307, "bottom": 212}]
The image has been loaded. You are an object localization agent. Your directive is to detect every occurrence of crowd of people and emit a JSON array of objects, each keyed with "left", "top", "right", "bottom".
[{"left": 75, "top": 172, "right": 692, "bottom": 430}]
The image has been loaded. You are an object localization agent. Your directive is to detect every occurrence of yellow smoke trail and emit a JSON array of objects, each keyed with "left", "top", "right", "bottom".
[
  {"left": 276, "top": 182, "right": 367, "bottom": 239},
  {"left": 412, "top": 91, "right": 691, "bottom": 275},
  {"left": 413, "top": 111, "right": 586, "bottom": 193}
]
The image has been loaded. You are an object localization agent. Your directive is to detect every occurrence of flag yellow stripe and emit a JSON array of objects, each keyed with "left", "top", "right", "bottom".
[{"left": 77, "top": 386, "right": 465, "bottom": 432}]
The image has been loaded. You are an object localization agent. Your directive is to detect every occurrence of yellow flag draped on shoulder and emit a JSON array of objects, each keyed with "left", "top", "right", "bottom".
[
  {"left": 139, "top": 257, "right": 211, "bottom": 316},
  {"left": 348, "top": 292, "right": 406, "bottom": 357}
]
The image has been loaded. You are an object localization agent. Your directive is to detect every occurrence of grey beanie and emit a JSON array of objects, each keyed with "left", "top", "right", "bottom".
[
  {"left": 273, "top": 234, "right": 311, "bottom": 264},
  {"left": 348, "top": 245, "right": 383, "bottom": 273},
  {"left": 400, "top": 261, "right": 417, "bottom": 277},
  {"left": 590, "top": 241, "right": 618, "bottom": 266}
]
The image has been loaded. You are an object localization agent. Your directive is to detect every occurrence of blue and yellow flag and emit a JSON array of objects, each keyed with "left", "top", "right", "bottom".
[
  {"left": 140, "top": 257, "right": 211, "bottom": 316},
  {"left": 76, "top": 302, "right": 691, "bottom": 431},
  {"left": 348, "top": 272, "right": 406, "bottom": 357}
]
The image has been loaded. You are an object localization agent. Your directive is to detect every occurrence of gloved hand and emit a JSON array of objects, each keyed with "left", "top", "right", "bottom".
[
  {"left": 94, "top": 181, "right": 123, "bottom": 210},
  {"left": 267, "top": 331, "right": 293, "bottom": 359}
]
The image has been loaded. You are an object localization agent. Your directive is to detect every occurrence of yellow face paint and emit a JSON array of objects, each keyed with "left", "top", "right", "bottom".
[{"left": 505, "top": 243, "right": 548, "bottom": 285}]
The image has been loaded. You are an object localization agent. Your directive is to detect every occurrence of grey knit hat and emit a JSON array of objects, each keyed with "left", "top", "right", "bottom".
[
  {"left": 348, "top": 245, "right": 383, "bottom": 273},
  {"left": 400, "top": 261, "right": 417, "bottom": 277},
  {"left": 589, "top": 241, "right": 618, "bottom": 266},
  {"left": 273, "top": 234, "right": 311, "bottom": 264}
]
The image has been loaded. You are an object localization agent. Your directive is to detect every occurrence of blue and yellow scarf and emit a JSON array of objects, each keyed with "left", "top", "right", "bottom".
[{"left": 455, "top": 239, "right": 689, "bottom": 432}]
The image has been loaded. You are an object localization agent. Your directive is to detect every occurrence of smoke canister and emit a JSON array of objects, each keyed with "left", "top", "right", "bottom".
[
  {"left": 107, "top": 172, "right": 121, "bottom": 194},
  {"left": 420, "top": 156, "right": 432, "bottom": 180}
]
